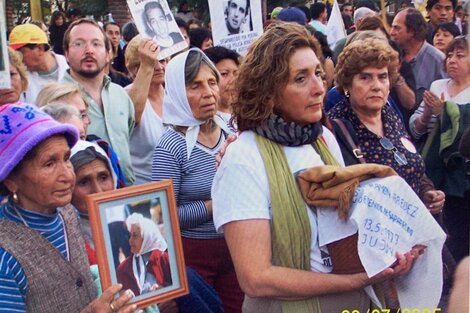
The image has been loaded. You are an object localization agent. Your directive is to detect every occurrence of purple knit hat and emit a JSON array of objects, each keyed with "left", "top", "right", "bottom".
[{"left": 0, "top": 103, "right": 79, "bottom": 182}]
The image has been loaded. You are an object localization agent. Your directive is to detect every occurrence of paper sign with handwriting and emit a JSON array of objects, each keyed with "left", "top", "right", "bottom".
[{"left": 317, "top": 175, "right": 446, "bottom": 309}]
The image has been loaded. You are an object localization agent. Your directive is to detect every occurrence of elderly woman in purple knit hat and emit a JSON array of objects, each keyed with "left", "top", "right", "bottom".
[{"left": 0, "top": 103, "right": 136, "bottom": 313}]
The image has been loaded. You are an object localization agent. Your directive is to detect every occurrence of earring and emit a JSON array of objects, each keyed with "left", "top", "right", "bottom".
[
  {"left": 344, "top": 90, "right": 350, "bottom": 98},
  {"left": 12, "top": 192, "right": 19, "bottom": 203}
]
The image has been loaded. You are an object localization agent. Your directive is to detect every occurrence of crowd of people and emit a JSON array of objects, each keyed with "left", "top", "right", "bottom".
[{"left": 0, "top": 1, "right": 469, "bottom": 312}]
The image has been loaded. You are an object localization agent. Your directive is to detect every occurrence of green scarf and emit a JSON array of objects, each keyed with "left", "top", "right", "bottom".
[{"left": 255, "top": 134, "right": 339, "bottom": 313}]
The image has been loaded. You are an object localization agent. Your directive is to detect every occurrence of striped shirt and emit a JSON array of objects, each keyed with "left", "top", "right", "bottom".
[
  {"left": 151, "top": 128, "right": 225, "bottom": 239},
  {"left": 0, "top": 201, "right": 68, "bottom": 312}
]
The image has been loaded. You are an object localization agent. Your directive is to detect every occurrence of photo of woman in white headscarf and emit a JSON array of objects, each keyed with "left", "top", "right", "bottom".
[{"left": 117, "top": 213, "right": 172, "bottom": 296}]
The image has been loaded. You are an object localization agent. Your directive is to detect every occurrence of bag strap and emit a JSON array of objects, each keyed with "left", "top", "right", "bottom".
[{"left": 331, "top": 119, "right": 366, "bottom": 164}]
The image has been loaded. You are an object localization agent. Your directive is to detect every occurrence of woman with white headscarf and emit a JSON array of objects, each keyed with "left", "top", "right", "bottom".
[
  {"left": 117, "top": 213, "right": 172, "bottom": 296},
  {"left": 151, "top": 48, "right": 242, "bottom": 313}
]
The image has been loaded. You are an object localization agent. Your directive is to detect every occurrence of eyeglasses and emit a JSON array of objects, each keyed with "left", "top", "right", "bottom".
[
  {"left": 379, "top": 137, "right": 408, "bottom": 166},
  {"left": 70, "top": 40, "right": 105, "bottom": 50}
]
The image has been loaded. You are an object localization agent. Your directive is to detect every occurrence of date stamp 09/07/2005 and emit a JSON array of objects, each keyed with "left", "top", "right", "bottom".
[{"left": 341, "top": 309, "right": 442, "bottom": 313}]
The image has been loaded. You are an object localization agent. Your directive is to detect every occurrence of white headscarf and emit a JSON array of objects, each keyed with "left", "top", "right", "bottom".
[
  {"left": 71, "top": 140, "right": 117, "bottom": 188},
  {"left": 163, "top": 48, "right": 233, "bottom": 159},
  {"left": 126, "top": 213, "right": 168, "bottom": 293}
]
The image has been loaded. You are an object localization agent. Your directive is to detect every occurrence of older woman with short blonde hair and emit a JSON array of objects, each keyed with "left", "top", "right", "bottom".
[
  {"left": 36, "top": 82, "right": 90, "bottom": 132},
  {"left": 0, "top": 48, "right": 28, "bottom": 105}
]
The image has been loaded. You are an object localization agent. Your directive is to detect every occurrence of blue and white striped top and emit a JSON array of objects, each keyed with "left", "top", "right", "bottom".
[
  {"left": 0, "top": 200, "right": 68, "bottom": 312},
  {"left": 151, "top": 128, "right": 225, "bottom": 239}
]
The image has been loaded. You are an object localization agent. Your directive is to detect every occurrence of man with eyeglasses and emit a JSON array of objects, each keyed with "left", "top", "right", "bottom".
[
  {"left": 61, "top": 19, "right": 136, "bottom": 185},
  {"left": 8, "top": 23, "right": 69, "bottom": 103}
]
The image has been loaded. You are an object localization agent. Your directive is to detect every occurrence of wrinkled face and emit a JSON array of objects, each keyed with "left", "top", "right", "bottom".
[
  {"left": 19, "top": 45, "right": 44, "bottom": 71},
  {"left": 61, "top": 114, "right": 86, "bottom": 140},
  {"left": 348, "top": 66, "right": 390, "bottom": 114},
  {"left": 277, "top": 47, "right": 325, "bottom": 126},
  {"left": 152, "top": 58, "right": 168, "bottom": 85},
  {"left": 65, "top": 23, "right": 110, "bottom": 78},
  {"left": 61, "top": 92, "right": 90, "bottom": 133},
  {"left": 215, "top": 58, "right": 239, "bottom": 109},
  {"left": 129, "top": 224, "right": 144, "bottom": 254},
  {"left": 428, "top": 0, "right": 454, "bottom": 25},
  {"left": 71, "top": 158, "right": 114, "bottom": 214},
  {"left": 5, "top": 136, "right": 75, "bottom": 213},
  {"left": 105, "top": 24, "right": 121, "bottom": 48},
  {"left": 0, "top": 64, "right": 24, "bottom": 105},
  {"left": 227, "top": 0, "right": 248, "bottom": 30},
  {"left": 390, "top": 11, "right": 413, "bottom": 46},
  {"left": 433, "top": 28, "right": 455, "bottom": 52},
  {"left": 446, "top": 47, "right": 470, "bottom": 79},
  {"left": 186, "top": 63, "right": 219, "bottom": 121},
  {"left": 146, "top": 7, "right": 169, "bottom": 39}
]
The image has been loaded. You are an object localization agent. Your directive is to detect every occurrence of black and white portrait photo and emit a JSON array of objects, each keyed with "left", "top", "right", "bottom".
[
  {"left": 224, "top": 0, "right": 252, "bottom": 36},
  {"left": 127, "top": 0, "right": 188, "bottom": 59}
]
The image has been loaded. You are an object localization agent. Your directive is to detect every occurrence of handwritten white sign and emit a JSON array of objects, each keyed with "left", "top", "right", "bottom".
[
  {"left": 209, "top": 0, "right": 263, "bottom": 55},
  {"left": 317, "top": 176, "right": 446, "bottom": 309}
]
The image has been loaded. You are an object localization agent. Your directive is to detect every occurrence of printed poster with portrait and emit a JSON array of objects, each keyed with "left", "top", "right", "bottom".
[
  {"left": 127, "top": 0, "right": 187, "bottom": 60},
  {"left": 0, "top": 0, "right": 11, "bottom": 89},
  {"left": 209, "top": 0, "right": 263, "bottom": 55}
]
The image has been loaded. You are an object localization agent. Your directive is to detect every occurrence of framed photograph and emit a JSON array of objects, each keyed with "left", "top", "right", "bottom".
[{"left": 86, "top": 180, "right": 188, "bottom": 309}]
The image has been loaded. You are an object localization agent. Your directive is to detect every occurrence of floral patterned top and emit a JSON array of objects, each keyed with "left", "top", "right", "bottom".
[{"left": 328, "top": 100, "right": 425, "bottom": 195}]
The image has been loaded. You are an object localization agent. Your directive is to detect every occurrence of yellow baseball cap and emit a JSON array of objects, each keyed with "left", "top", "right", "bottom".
[{"left": 9, "top": 24, "right": 49, "bottom": 50}]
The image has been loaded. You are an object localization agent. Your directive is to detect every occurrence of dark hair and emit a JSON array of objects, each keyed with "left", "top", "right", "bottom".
[
  {"left": 296, "top": 5, "right": 312, "bottom": 21},
  {"left": 51, "top": 10, "right": 67, "bottom": 25},
  {"left": 189, "top": 27, "right": 212, "bottom": 49},
  {"left": 434, "top": 22, "right": 461, "bottom": 38},
  {"left": 310, "top": 2, "right": 327, "bottom": 20},
  {"left": 67, "top": 7, "right": 82, "bottom": 19},
  {"left": 403, "top": 8, "right": 427, "bottom": 41},
  {"left": 184, "top": 50, "right": 219, "bottom": 85},
  {"left": 143, "top": 1, "right": 166, "bottom": 37},
  {"left": 175, "top": 17, "right": 189, "bottom": 35},
  {"left": 203, "top": 46, "right": 241, "bottom": 66},
  {"left": 104, "top": 21, "right": 121, "bottom": 32},
  {"left": 122, "top": 21, "right": 139, "bottom": 42},
  {"left": 426, "top": 0, "right": 457, "bottom": 11},
  {"left": 341, "top": 3, "right": 353, "bottom": 12},
  {"left": 446, "top": 35, "right": 468, "bottom": 56},
  {"left": 63, "top": 18, "right": 111, "bottom": 53},
  {"left": 356, "top": 15, "right": 390, "bottom": 39},
  {"left": 312, "top": 31, "right": 334, "bottom": 59},
  {"left": 355, "top": 0, "right": 378, "bottom": 11}
]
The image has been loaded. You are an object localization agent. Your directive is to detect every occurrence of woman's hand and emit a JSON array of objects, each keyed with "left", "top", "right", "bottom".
[
  {"left": 215, "top": 134, "right": 237, "bottom": 169},
  {"left": 422, "top": 190, "right": 445, "bottom": 214},
  {"left": 363, "top": 246, "right": 426, "bottom": 286},
  {"left": 82, "top": 284, "right": 136, "bottom": 313},
  {"left": 138, "top": 38, "right": 160, "bottom": 70},
  {"left": 422, "top": 91, "right": 445, "bottom": 117}
]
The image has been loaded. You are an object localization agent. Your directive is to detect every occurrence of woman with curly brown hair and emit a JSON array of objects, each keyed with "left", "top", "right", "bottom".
[
  {"left": 0, "top": 48, "right": 28, "bottom": 106},
  {"left": 212, "top": 23, "right": 417, "bottom": 313}
]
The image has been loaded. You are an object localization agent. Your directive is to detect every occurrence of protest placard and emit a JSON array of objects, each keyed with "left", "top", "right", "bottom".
[
  {"left": 317, "top": 176, "right": 446, "bottom": 309},
  {"left": 127, "top": 0, "right": 187, "bottom": 60},
  {"left": 209, "top": 0, "right": 263, "bottom": 55}
]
